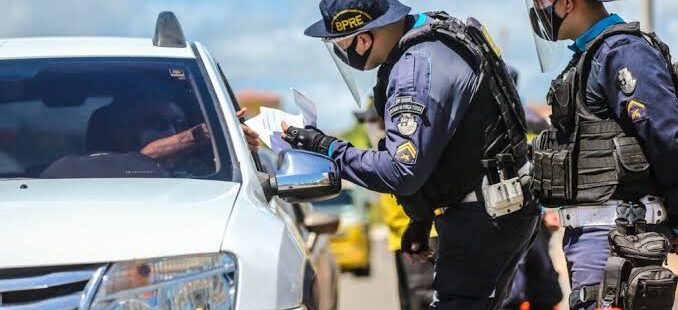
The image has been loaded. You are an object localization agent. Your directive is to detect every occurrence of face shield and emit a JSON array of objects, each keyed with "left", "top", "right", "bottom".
[
  {"left": 525, "top": 0, "right": 565, "bottom": 72},
  {"left": 323, "top": 32, "right": 376, "bottom": 107}
]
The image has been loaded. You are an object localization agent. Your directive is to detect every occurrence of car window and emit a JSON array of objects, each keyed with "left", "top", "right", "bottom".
[{"left": 0, "top": 57, "right": 234, "bottom": 180}]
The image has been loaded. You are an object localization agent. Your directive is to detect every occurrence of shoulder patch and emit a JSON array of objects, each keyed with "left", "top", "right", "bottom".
[
  {"left": 627, "top": 99, "right": 648, "bottom": 122},
  {"left": 388, "top": 96, "right": 426, "bottom": 118},
  {"left": 395, "top": 140, "right": 418, "bottom": 165},
  {"left": 618, "top": 67, "right": 637, "bottom": 95}
]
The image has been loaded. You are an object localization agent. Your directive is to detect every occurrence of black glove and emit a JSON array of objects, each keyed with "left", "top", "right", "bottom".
[
  {"left": 401, "top": 219, "right": 432, "bottom": 255},
  {"left": 283, "top": 125, "right": 337, "bottom": 155},
  {"left": 377, "top": 138, "right": 386, "bottom": 151}
]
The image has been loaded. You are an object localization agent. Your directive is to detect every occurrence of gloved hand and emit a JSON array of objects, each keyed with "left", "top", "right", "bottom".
[
  {"left": 401, "top": 219, "right": 434, "bottom": 263},
  {"left": 283, "top": 125, "right": 337, "bottom": 155}
]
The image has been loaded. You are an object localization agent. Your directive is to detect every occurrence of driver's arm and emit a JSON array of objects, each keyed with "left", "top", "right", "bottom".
[{"left": 140, "top": 124, "right": 210, "bottom": 160}]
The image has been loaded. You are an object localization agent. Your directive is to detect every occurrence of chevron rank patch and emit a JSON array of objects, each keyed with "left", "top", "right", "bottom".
[
  {"left": 395, "top": 140, "right": 418, "bottom": 165},
  {"left": 627, "top": 99, "right": 648, "bottom": 122}
]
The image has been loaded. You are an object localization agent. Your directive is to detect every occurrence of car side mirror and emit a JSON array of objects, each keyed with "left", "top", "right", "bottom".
[
  {"left": 270, "top": 150, "right": 341, "bottom": 202},
  {"left": 304, "top": 212, "right": 340, "bottom": 235}
]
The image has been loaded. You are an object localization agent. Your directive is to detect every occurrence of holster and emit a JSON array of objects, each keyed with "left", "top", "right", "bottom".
[{"left": 597, "top": 220, "right": 677, "bottom": 310}]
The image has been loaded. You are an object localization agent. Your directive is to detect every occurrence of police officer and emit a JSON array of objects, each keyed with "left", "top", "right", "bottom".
[
  {"left": 284, "top": 0, "right": 540, "bottom": 308},
  {"left": 525, "top": 0, "right": 678, "bottom": 309}
]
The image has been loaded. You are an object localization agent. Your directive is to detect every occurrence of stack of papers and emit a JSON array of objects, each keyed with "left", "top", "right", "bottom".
[{"left": 245, "top": 88, "right": 317, "bottom": 152}]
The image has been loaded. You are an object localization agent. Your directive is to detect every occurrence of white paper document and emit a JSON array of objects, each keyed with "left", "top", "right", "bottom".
[{"left": 244, "top": 88, "right": 318, "bottom": 152}]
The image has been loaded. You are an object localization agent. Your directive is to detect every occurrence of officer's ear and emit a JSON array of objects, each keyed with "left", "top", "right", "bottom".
[
  {"left": 355, "top": 32, "right": 373, "bottom": 56},
  {"left": 564, "top": 0, "right": 575, "bottom": 14}
]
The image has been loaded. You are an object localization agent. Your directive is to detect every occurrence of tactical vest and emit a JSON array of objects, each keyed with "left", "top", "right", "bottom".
[
  {"left": 373, "top": 12, "right": 529, "bottom": 219},
  {"left": 532, "top": 22, "right": 678, "bottom": 206}
]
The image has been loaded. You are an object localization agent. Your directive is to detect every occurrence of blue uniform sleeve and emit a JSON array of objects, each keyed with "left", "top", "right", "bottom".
[
  {"left": 596, "top": 37, "right": 678, "bottom": 214},
  {"left": 330, "top": 42, "right": 478, "bottom": 195}
]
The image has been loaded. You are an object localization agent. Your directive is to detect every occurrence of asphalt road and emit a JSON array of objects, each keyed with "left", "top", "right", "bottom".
[
  {"left": 338, "top": 227, "right": 399, "bottom": 310},
  {"left": 339, "top": 226, "right": 678, "bottom": 310}
]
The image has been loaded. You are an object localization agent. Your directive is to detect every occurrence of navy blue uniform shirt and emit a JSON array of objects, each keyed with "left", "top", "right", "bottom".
[
  {"left": 329, "top": 14, "right": 478, "bottom": 195},
  {"left": 577, "top": 15, "right": 678, "bottom": 219}
]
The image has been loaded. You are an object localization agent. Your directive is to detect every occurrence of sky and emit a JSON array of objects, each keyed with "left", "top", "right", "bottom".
[{"left": 1, "top": 0, "right": 677, "bottom": 132}]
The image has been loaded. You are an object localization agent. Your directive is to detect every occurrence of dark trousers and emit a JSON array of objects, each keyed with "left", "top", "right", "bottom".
[
  {"left": 432, "top": 201, "right": 540, "bottom": 310},
  {"left": 395, "top": 238, "right": 438, "bottom": 310},
  {"left": 501, "top": 225, "right": 563, "bottom": 310}
]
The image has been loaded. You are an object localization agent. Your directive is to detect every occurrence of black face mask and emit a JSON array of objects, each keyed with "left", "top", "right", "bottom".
[
  {"left": 333, "top": 32, "right": 374, "bottom": 70},
  {"left": 529, "top": 0, "right": 568, "bottom": 42}
]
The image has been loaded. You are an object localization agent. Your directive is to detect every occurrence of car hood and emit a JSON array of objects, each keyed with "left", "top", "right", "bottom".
[{"left": 0, "top": 178, "right": 240, "bottom": 269}]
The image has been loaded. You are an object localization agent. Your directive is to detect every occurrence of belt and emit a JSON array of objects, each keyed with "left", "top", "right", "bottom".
[
  {"left": 558, "top": 195, "right": 667, "bottom": 228},
  {"left": 435, "top": 191, "right": 479, "bottom": 216},
  {"left": 437, "top": 162, "right": 532, "bottom": 215}
]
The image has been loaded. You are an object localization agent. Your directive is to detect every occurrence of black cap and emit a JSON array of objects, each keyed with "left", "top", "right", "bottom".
[{"left": 304, "top": 0, "right": 411, "bottom": 39}]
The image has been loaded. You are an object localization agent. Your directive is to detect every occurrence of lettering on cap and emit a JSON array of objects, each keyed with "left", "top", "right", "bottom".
[{"left": 331, "top": 9, "right": 373, "bottom": 33}]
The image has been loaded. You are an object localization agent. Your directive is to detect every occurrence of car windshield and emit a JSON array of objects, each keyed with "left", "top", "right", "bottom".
[{"left": 0, "top": 57, "right": 234, "bottom": 180}]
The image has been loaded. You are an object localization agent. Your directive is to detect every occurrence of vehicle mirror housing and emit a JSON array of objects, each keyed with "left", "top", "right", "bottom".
[
  {"left": 271, "top": 150, "right": 341, "bottom": 202},
  {"left": 304, "top": 212, "right": 340, "bottom": 235}
]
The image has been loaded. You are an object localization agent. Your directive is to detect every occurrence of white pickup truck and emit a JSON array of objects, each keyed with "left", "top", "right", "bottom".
[{"left": 0, "top": 12, "right": 341, "bottom": 310}]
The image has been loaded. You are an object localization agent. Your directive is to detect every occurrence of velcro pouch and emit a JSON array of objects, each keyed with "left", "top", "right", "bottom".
[
  {"left": 530, "top": 130, "right": 574, "bottom": 205},
  {"left": 624, "top": 265, "right": 677, "bottom": 310},
  {"left": 613, "top": 136, "right": 650, "bottom": 179},
  {"left": 547, "top": 67, "right": 576, "bottom": 138},
  {"left": 609, "top": 229, "right": 670, "bottom": 266},
  {"left": 598, "top": 256, "right": 632, "bottom": 308}
]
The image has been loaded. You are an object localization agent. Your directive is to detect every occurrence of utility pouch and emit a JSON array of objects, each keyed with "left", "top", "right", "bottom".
[
  {"left": 613, "top": 137, "right": 651, "bottom": 183},
  {"left": 531, "top": 130, "right": 574, "bottom": 205},
  {"left": 547, "top": 67, "right": 577, "bottom": 138},
  {"left": 598, "top": 256, "right": 632, "bottom": 308},
  {"left": 608, "top": 228, "right": 670, "bottom": 266},
  {"left": 599, "top": 223, "right": 677, "bottom": 309},
  {"left": 624, "top": 265, "right": 677, "bottom": 310}
]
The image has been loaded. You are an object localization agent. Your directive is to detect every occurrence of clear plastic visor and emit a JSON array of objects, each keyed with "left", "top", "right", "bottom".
[
  {"left": 323, "top": 34, "right": 365, "bottom": 107},
  {"left": 525, "top": 0, "right": 564, "bottom": 72}
]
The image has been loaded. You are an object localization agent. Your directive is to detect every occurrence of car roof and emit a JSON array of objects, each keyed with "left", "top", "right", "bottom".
[{"left": 0, "top": 37, "right": 196, "bottom": 60}]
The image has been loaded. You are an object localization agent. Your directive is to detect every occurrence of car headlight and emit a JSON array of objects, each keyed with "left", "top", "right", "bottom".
[{"left": 90, "top": 253, "right": 237, "bottom": 310}]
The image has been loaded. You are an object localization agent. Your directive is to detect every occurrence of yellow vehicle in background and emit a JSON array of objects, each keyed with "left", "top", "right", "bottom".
[{"left": 313, "top": 184, "right": 372, "bottom": 277}]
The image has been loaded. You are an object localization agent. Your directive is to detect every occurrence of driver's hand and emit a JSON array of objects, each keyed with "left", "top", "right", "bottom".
[{"left": 236, "top": 108, "right": 260, "bottom": 151}]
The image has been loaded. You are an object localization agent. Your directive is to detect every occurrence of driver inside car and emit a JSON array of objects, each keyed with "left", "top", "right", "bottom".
[{"left": 42, "top": 99, "right": 213, "bottom": 178}]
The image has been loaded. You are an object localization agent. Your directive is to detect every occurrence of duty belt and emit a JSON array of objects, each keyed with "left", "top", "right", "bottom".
[
  {"left": 558, "top": 195, "right": 667, "bottom": 228},
  {"left": 436, "top": 162, "right": 531, "bottom": 216}
]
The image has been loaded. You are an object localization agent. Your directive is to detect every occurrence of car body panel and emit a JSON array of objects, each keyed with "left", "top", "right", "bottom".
[
  {"left": 0, "top": 178, "right": 239, "bottom": 268},
  {"left": 0, "top": 37, "right": 195, "bottom": 60}
]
